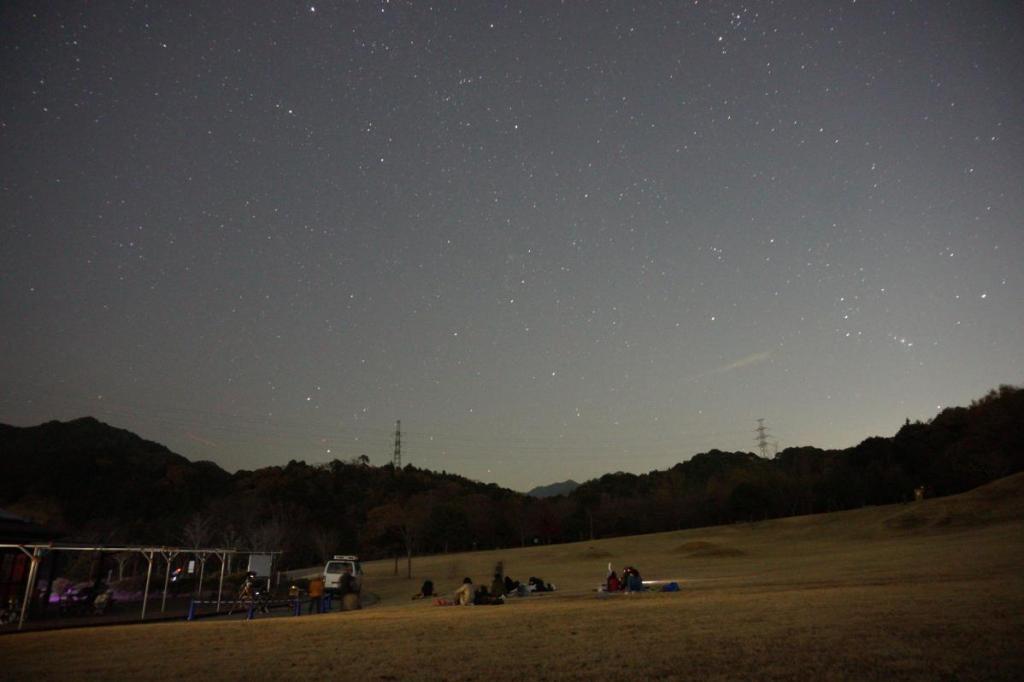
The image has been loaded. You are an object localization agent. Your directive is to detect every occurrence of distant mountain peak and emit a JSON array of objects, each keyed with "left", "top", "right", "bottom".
[{"left": 527, "top": 479, "right": 580, "bottom": 498}]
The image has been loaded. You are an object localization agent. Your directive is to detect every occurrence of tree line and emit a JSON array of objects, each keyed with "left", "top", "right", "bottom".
[{"left": 1, "top": 384, "right": 1020, "bottom": 572}]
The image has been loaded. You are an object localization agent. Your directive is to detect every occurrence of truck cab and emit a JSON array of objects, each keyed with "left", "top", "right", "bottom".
[{"left": 323, "top": 555, "right": 363, "bottom": 595}]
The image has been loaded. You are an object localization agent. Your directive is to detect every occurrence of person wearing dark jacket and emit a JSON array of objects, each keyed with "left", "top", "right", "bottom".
[
  {"left": 623, "top": 566, "right": 643, "bottom": 592},
  {"left": 413, "top": 579, "right": 435, "bottom": 599},
  {"left": 339, "top": 567, "right": 361, "bottom": 610}
]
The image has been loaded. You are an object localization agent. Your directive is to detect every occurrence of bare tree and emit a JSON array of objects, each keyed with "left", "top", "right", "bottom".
[
  {"left": 180, "top": 512, "right": 214, "bottom": 598},
  {"left": 180, "top": 512, "right": 213, "bottom": 549},
  {"left": 505, "top": 497, "right": 532, "bottom": 547},
  {"left": 219, "top": 524, "right": 245, "bottom": 574},
  {"left": 248, "top": 517, "right": 287, "bottom": 553},
  {"left": 364, "top": 494, "right": 432, "bottom": 579}
]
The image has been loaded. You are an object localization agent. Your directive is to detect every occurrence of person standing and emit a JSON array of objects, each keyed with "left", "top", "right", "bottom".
[
  {"left": 340, "top": 566, "right": 361, "bottom": 611},
  {"left": 307, "top": 576, "right": 325, "bottom": 614}
]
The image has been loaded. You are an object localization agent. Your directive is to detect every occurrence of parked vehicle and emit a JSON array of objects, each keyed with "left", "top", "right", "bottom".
[{"left": 322, "top": 555, "right": 362, "bottom": 595}]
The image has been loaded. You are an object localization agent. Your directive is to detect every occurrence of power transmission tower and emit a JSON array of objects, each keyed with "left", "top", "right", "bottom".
[
  {"left": 393, "top": 420, "right": 402, "bottom": 469},
  {"left": 754, "top": 418, "right": 772, "bottom": 458}
]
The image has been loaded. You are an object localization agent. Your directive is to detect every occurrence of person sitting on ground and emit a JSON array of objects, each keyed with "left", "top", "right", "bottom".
[
  {"left": 606, "top": 570, "right": 621, "bottom": 592},
  {"left": 504, "top": 575, "right": 520, "bottom": 594},
  {"left": 623, "top": 566, "right": 644, "bottom": 592},
  {"left": 413, "top": 579, "right": 435, "bottom": 599},
  {"left": 530, "top": 576, "right": 556, "bottom": 592},
  {"left": 474, "top": 585, "right": 505, "bottom": 605},
  {"left": 453, "top": 577, "right": 474, "bottom": 606}
]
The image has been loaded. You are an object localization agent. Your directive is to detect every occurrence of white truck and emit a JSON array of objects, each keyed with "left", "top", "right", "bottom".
[{"left": 322, "top": 555, "right": 363, "bottom": 595}]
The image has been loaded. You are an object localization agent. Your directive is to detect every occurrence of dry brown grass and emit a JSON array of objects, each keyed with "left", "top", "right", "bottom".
[{"left": 4, "top": 474, "right": 1024, "bottom": 680}]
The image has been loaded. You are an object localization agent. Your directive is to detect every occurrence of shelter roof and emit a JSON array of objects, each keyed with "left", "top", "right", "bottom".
[{"left": 0, "top": 508, "right": 62, "bottom": 543}]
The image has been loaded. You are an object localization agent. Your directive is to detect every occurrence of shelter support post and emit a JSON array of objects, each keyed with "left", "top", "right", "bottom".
[
  {"left": 140, "top": 550, "right": 154, "bottom": 621},
  {"left": 216, "top": 551, "right": 227, "bottom": 612},
  {"left": 17, "top": 546, "right": 41, "bottom": 631},
  {"left": 160, "top": 550, "right": 179, "bottom": 613},
  {"left": 196, "top": 552, "right": 207, "bottom": 600}
]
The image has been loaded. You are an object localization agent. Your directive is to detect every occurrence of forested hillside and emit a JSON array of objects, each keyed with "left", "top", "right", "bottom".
[{"left": 1, "top": 385, "right": 1020, "bottom": 569}]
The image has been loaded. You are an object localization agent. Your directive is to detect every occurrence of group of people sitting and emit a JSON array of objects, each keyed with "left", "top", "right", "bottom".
[
  {"left": 606, "top": 565, "right": 644, "bottom": 592},
  {"left": 420, "top": 562, "right": 557, "bottom": 606},
  {"left": 448, "top": 577, "right": 504, "bottom": 606}
]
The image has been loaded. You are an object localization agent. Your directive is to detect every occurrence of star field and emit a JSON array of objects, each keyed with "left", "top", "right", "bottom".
[{"left": 1, "top": 2, "right": 1022, "bottom": 490}]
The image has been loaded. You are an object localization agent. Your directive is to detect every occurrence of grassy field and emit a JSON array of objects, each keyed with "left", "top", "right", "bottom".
[{"left": 4, "top": 473, "right": 1023, "bottom": 680}]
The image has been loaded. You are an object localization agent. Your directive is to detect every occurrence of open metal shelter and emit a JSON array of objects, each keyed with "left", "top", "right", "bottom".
[{"left": 0, "top": 543, "right": 278, "bottom": 631}]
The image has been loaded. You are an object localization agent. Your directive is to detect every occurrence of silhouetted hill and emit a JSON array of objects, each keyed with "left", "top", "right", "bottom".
[
  {"left": 527, "top": 480, "right": 580, "bottom": 498},
  {"left": 0, "top": 417, "right": 232, "bottom": 539},
  {"left": 565, "top": 384, "right": 1024, "bottom": 534},
  {"left": 1, "top": 384, "right": 1021, "bottom": 568},
  {"left": 0, "top": 417, "right": 530, "bottom": 564}
]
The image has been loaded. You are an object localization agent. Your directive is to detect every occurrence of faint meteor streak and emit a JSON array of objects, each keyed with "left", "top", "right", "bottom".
[
  {"left": 185, "top": 432, "right": 219, "bottom": 447},
  {"left": 711, "top": 350, "right": 772, "bottom": 374},
  {"left": 681, "top": 350, "right": 772, "bottom": 385}
]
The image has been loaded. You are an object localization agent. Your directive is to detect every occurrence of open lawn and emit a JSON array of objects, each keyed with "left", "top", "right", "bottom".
[{"left": 4, "top": 474, "right": 1023, "bottom": 680}]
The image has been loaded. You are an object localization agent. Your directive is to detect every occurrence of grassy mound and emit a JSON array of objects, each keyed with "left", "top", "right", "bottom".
[{"left": 884, "top": 471, "right": 1024, "bottom": 532}]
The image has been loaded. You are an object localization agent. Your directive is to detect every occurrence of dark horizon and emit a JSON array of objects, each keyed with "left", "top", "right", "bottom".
[{"left": 4, "top": 380, "right": 1020, "bottom": 496}]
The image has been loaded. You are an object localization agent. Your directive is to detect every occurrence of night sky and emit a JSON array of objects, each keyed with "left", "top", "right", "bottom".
[{"left": 2, "top": 2, "right": 1022, "bottom": 491}]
